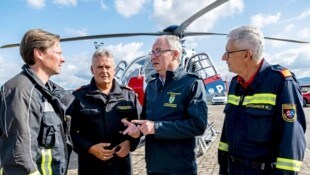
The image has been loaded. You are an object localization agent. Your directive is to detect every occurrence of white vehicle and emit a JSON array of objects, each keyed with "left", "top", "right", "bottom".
[{"left": 211, "top": 93, "right": 227, "bottom": 105}]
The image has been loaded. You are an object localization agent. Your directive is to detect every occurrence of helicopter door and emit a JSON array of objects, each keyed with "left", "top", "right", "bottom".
[{"left": 185, "top": 53, "right": 226, "bottom": 95}]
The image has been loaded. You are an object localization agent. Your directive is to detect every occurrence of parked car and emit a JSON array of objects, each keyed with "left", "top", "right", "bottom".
[
  {"left": 301, "top": 85, "right": 310, "bottom": 107},
  {"left": 211, "top": 93, "right": 227, "bottom": 105}
]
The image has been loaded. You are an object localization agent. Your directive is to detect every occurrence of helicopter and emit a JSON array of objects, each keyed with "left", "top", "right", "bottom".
[{"left": 1, "top": 0, "right": 309, "bottom": 156}]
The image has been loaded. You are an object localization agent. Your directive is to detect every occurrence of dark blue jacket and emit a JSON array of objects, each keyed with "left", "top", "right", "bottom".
[
  {"left": 218, "top": 60, "right": 306, "bottom": 175},
  {"left": 141, "top": 66, "right": 208, "bottom": 174},
  {"left": 69, "top": 78, "right": 141, "bottom": 175}
]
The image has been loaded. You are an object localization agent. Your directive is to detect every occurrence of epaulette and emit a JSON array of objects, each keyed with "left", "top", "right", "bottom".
[
  {"left": 120, "top": 85, "right": 135, "bottom": 91},
  {"left": 73, "top": 85, "right": 88, "bottom": 92},
  {"left": 271, "top": 65, "right": 292, "bottom": 78}
]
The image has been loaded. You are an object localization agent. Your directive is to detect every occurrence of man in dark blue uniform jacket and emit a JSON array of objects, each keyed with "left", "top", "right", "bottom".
[
  {"left": 218, "top": 25, "right": 306, "bottom": 175},
  {"left": 68, "top": 49, "right": 141, "bottom": 175},
  {"left": 131, "top": 35, "right": 209, "bottom": 175}
]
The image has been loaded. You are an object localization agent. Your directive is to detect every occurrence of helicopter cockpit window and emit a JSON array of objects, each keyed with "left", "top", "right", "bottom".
[
  {"left": 186, "top": 53, "right": 217, "bottom": 79},
  {"left": 120, "top": 55, "right": 152, "bottom": 85}
]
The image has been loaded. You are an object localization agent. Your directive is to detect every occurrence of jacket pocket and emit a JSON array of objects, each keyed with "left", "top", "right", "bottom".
[
  {"left": 39, "top": 114, "right": 62, "bottom": 148},
  {"left": 245, "top": 108, "right": 274, "bottom": 142}
]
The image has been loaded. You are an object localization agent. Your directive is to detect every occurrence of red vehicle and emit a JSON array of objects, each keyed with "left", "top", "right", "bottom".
[{"left": 301, "top": 85, "right": 310, "bottom": 107}]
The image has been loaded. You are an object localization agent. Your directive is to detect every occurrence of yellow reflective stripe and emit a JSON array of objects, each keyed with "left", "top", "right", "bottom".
[
  {"left": 41, "top": 149, "right": 52, "bottom": 175},
  {"left": 276, "top": 157, "right": 302, "bottom": 172},
  {"left": 29, "top": 170, "right": 40, "bottom": 175},
  {"left": 227, "top": 94, "right": 276, "bottom": 106},
  {"left": 227, "top": 95, "right": 240, "bottom": 105},
  {"left": 218, "top": 141, "right": 229, "bottom": 152},
  {"left": 0, "top": 167, "right": 3, "bottom": 175},
  {"left": 243, "top": 93, "right": 276, "bottom": 105}
]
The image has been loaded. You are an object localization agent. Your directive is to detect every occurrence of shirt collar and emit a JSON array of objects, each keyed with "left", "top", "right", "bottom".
[{"left": 237, "top": 59, "right": 264, "bottom": 89}]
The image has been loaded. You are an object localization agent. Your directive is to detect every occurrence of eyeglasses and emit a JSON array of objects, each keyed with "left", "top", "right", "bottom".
[
  {"left": 224, "top": 49, "right": 248, "bottom": 58},
  {"left": 148, "top": 49, "right": 172, "bottom": 57}
]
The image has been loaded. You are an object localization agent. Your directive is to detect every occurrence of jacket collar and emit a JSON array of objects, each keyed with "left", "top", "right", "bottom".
[
  {"left": 22, "top": 64, "right": 74, "bottom": 110},
  {"left": 87, "top": 78, "right": 123, "bottom": 97},
  {"left": 248, "top": 59, "right": 271, "bottom": 90},
  {"left": 153, "top": 66, "right": 185, "bottom": 85},
  {"left": 23, "top": 64, "right": 46, "bottom": 88}
]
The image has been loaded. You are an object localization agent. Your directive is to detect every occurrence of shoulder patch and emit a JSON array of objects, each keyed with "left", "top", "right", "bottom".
[
  {"left": 271, "top": 65, "right": 292, "bottom": 78},
  {"left": 282, "top": 104, "right": 297, "bottom": 122}
]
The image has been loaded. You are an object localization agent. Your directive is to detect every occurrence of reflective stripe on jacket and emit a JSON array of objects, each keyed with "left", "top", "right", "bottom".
[
  {"left": 0, "top": 65, "right": 74, "bottom": 175},
  {"left": 218, "top": 60, "right": 306, "bottom": 175}
]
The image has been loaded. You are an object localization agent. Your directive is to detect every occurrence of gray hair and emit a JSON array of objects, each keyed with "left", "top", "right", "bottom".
[
  {"left": 227, "top": 25, "right": 264, "bottom": 61},
  {"left": 92, "top": 48, "right": 115, "bottom": 66},
  {"left": 20, "top": 29, "right": 60, "bottom": 65},
  {"left": 160, "top": 35, "right": 182, "bottom": 61}
]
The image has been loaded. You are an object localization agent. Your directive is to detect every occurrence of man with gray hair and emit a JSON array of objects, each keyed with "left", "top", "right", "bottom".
[
  {"left": 68, "top": 49, "right": 141, "bottom": 175},
  {"left": 130, "top": 35, "right": 209, "bottom": 175},
  {"left": 218, "top": 25, "right": 306, "bottom": 175}
]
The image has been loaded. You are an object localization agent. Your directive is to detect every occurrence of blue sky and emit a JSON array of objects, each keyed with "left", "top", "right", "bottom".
[{"left": 0, "top": 0, "right": 310, "bottom": 89}]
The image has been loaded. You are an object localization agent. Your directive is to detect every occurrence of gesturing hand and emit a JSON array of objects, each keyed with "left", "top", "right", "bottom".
[
  {"left": 131, "top": 120, "right": 155, "bottom": 135},
  {"left": 121, "top": 119, "right": 141, "bottom": 138}
]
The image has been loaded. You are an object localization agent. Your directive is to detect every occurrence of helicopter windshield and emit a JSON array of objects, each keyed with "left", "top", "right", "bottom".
[{"left": 185, "top": 53, "right": 218, "bottom": 79}]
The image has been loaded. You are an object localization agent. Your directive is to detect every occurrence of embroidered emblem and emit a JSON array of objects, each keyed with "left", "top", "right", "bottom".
[
  {"left": 163, "top": 92, "right": 180, "bottom": 108},
  {"left": 282, "top": 104, "right": 297, "bottom": 122},
  {"left": 169, "top": 96, "right": 175, "bottom": 103}
]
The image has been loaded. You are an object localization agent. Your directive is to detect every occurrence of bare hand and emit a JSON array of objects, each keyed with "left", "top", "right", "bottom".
[
  {"left": 131, "top": 120, "right": 155, "bottom": 135},
  {"left": 122, "top": 119, "right": 141, "bottom": 138},
  {"left": 88, "top": 143, "right": 115, "bottom": 161},
  {"left": 114, "top": 140, "right": 130, "bottom": 158}
]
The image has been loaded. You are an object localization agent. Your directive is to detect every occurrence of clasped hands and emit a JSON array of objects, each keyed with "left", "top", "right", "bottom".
[
  {"left": 121, "top": 119, "right": 155, "bottom": 138},
  {"left": 88, "top": 140, "right": 130, "bottom": 161}
]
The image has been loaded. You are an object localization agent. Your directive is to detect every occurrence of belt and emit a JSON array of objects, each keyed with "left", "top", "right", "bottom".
[{"left": 230, "top": 156, "right": 275, "bottom": 170}]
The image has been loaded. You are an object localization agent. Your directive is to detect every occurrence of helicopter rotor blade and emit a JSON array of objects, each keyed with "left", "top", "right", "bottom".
[
  {"left": 0, "top": 32, "right": 167, "bottom": 48},
  {"left": 264, "top": 37, "right": 309, "bottom": 44},
  {"left": 174, "top": 0, "right": 229, "bottom": 35},
  {"left": 183, "top": 32, "right": 227, "bottom": 37},
  {"left": 60, "top": 32, "right": 165, "bottom": 42},
  {"left": 0, "top": 43, "right": 20, "bottom": 49},
  {"left": 183, "top": 32, "right": 309, "bottom": 44}
]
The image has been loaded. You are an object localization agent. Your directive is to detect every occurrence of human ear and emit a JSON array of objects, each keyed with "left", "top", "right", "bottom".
[
  {"left": 34, "top": 48, "right": 44, "bottom": 60},
  {"left": 90, "top": 65, "right": 94, "bottom": 75}
]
